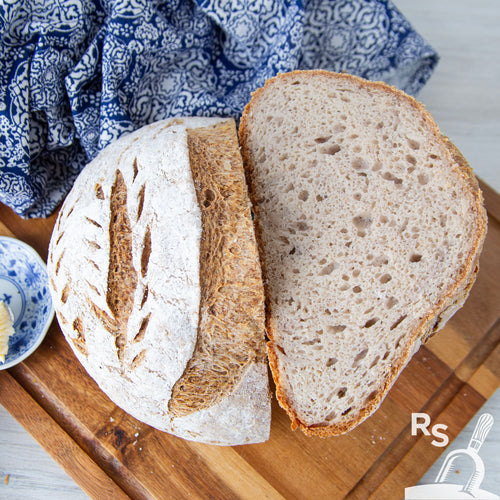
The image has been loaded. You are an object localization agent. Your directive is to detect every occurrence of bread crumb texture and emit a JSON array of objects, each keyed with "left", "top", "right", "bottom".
[{"left": 239, "top": 70, "right": 487, "bottom": 436}]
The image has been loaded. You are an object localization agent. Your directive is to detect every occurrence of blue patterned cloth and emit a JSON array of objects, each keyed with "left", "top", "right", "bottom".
[{"left": 0, "top": 0, "right": 438, "bottom": 218}]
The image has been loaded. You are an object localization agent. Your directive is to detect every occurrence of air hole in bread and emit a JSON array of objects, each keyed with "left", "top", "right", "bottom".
[
  {"left": 406, "top": 154, "right": 417, "bottom": 166},
  {"left": 365, "top": 390, "right": 378, "bottom": 404},
  {"left": 325, "top": 410, "right": 337, "bottom": 421},
  {"left": 298, "top": 190, "right": 309, "bottom": 201},
  {"left": 382, "top": 171, "right": 403, "bottom": 185},
  {"left": 303, "top": 338, "right": 321, "bottom": 346},
  {"left": 285, "top": 183, "right": 295, "bottom": 193},
  {"left": 319, "top": 263, "right": 337, "bottom": 276},
  {"left": 410, "top": 253, "right": 422, "bottom": 263},
  {"left": 353, "top": 349, "right": 368, "bottom": 366},
  {"left": 337, "top": 387, "right": 347, "bottom": 398},
  {"left": 380, "top": 273, "right": 392, "bottom": 284},
  {"left": 363, "top": 318, "right": 378, "bottom": 328},
  {"left": 369, "top": 355, "right": 380, "bottom": 369},
  {"left": 326, "top": 357, "right": 338, "bottom": 367},
  {"left": 319, "top": 143, "right": 341, "bottom": 156},
  {"left": 341, "top": 407, "right": 352, "bottom": 416},
  {"left": 407, "top": 138, "right": 420, "bottom": 150},
  {"left": 203, "top": 189, "right": 216, "bottom": 208},
  {"left": 353, "top": 286, "right": 362, "bottom": 294},
  {"left": 297, "top": 222, "right": 310, "bottom": 231},
  {"left": 314, "top": 136, "right": 331, "bottom": 144},
  {"left": 390, "top": 314, "right": 407, "bottom": 330},
  {"left": 372, "top": 255, "right": 389, "bottom": 266},
  {"left": 418, "top": 174, "right": 429, "bottom": 185},
  {"left": 327, "top": 325, "right": 346, "bottom": 334},
  {"left": 351, "top": 158, "right": 368, "bottom": 170},
  {"left": 352, "top": 214, "right": 372, "bottom": 230}
]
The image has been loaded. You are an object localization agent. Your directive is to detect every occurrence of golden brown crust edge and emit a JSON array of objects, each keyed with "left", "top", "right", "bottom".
[{"left": 240, "top": 69, "right": 488, "bottom": 437}]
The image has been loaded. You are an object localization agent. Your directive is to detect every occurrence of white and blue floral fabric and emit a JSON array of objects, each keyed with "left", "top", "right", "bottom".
[{"left": 0, "top": 0, "right": 438, "bottom": 218}]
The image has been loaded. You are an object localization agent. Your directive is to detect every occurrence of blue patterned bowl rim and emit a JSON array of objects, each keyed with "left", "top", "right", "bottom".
[{"left": 0, "top": 236, "right": 54, "bottom": 370}]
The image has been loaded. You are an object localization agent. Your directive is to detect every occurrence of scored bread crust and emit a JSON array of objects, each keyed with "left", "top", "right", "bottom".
[
  {"left": 239, "top": 70, "right": 487, "bottom": 437},
  {"left": 48, "top": 117, "right": 270, "bottom": 445}
]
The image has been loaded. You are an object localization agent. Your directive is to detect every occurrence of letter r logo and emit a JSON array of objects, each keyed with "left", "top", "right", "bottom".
[{"left": 411, "top": 413, "right": 431, "bottom": 436}]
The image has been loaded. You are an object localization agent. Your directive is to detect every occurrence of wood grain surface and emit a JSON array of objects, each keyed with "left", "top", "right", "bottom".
[{"left": 0, "top": 177, "right": 499, "bottom": 499}]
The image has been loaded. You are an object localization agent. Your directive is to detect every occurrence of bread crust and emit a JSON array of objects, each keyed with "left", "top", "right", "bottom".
[{"left": 240, "top": 70, "right": 487, "bottom": 437}]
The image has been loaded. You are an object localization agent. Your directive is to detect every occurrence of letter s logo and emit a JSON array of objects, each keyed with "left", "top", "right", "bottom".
[{"left": 431, "top": 423, "right": 449, "bottom": 447}]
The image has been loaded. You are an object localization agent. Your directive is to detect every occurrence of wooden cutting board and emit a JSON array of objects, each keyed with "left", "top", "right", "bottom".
[{"left": 1, "top": 179, "right": 499, "bottom": 500}]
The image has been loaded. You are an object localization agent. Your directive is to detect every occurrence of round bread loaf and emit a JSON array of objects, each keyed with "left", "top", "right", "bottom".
[{"left": 48, "top": 117, "right": 271, "bottom": 445}]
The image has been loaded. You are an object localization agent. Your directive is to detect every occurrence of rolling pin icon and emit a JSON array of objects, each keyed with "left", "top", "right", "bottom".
[{"left": 435, "top": 413, "right": 494, "bottom": 497}]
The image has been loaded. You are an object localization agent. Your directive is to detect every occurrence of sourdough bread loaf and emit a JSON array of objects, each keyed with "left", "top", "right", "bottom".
[
  {"left": 239, "top": 70, "right": 487, "bottom": 436},
  {"left": 48, "top": 117, "right": 270, "bottom": 445}
]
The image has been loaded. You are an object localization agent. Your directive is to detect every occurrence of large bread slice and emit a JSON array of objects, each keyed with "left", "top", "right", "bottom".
[
  {"left": 239, "top": 70, "right": 487, "bottom": 436},
  {"left": 48, "top": 117, "right": 270, "bottom": 445}
]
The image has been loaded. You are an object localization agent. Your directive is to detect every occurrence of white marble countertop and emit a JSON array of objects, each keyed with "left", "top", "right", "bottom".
[{"left": 1, "top": 1, "right": 499, "bottom": 498}]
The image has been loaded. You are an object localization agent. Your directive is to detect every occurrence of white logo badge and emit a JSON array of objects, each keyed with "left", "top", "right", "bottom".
[{"left": 405, "top": 413, "right": 499, "bottom": 499}]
